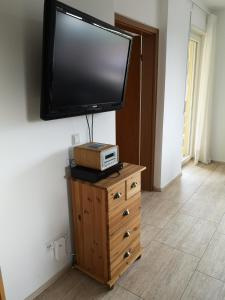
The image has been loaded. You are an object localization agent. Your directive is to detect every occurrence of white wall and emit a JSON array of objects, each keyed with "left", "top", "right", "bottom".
[
  {"left": 115, "top": 0, "right": 193, "bottom": 189},
  {"left": 160, "top": 0, "right": 192, "bottom": 187},
  {"left": 211, "top": 9, "right": 225, "bottom": 162},
  {"left": 154, "top": 0, "right": 169, "bottom": 188},
  {"left": 191, "top": 3, "right": 207, "bottom": 32},
  {"left": 0, "top": 0, "right": 210, "bottom": 297},
  {"left": 0, "top": 1, "right": 114, "bottom": 299},
  {"left": 114, "top": 0, "right": 159, "bottom": 28}
]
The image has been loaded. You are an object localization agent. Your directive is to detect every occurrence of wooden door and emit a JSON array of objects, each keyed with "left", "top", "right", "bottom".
[
  {"left": 140, "top": 33, "right": 158, "bottom": 190},
  {"left": 0, "top": 270, "right": 5, "bottom": 300},
  {"left": 116, "top": 35, "right": 141, "bottom": 165},
  {"left": 115, "top": 14, "right": 158, "bottom": 191}
]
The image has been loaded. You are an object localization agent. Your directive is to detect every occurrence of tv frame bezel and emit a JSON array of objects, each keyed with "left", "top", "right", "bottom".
[{"left": 41, "top": 0, "right": 133, "bottom": 121}]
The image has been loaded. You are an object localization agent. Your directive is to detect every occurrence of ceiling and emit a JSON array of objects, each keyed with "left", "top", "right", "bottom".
[{"left": 200, "top": 0, "right": 225, "bottom": 10}]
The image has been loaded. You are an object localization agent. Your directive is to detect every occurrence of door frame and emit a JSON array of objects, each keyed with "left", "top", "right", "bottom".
[
  {"left": 0, "top": 270, "right": 6, "bottom": 300},
  {"left": 115, "top": 14, "right": 159, "bottom": 190},
  {"left": 183, "top": 31, "right": 203, "bottom": 164}
]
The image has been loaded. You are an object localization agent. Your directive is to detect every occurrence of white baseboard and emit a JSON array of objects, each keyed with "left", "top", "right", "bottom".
[
  {"left": 182, "top": 156, "right": 192, "bottom": 166},
  {"left": 153, "top": 172, "right": 182, "bottom": 192},
  {"left": 212, "top": 160, "right": 225, "bottom": 164},
  {"left": 25, "top": 264, "right": 71, "bottom": 300}
]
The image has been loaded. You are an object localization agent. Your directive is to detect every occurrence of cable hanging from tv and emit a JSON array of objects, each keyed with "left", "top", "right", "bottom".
[{"left": 85, "top": 114, "right": 94, "bottom": 142}]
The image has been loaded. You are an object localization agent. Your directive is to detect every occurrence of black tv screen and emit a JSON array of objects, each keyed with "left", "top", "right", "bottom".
[{"left": 41, "top": 0, "right": 133, "bottom": 120}]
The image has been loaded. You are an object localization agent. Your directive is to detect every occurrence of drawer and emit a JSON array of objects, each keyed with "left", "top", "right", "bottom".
[
  {"left": 108, "top": 181, "right": 126, "bottom": 211},
  {"left": 126, "top": 173, "right": 141, "bottom": 199},
  {"left": 108, "top": 193, "right": 141, "bottom": 234},
  {"left": 110, "top": 238, "right": 141, "bottom": 279},
  {"left": 109, "top": 215, "right": 140, "bottom": 262}
]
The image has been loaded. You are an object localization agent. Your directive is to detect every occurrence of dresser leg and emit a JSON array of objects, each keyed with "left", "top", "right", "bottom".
[{"left": 108, "top": 284, "right": 115, "bottom": 290}]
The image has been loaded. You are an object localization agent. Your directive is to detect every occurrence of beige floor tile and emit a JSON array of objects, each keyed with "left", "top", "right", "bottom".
[
  {"left": 142, "top": 198, "right": 182, "bottom": 228},
  {"left": 181, "top": 162, "right": 218, "bottom": 185},
  {"left": 217, "top": 214, "right": 225, "bottom": 234},
  {"left": 206, "top": 164, "right": 225, "bottom": 184},
  {"left": 180, "top": 193, "right": 225, "bottom": 223},
  {"left": 35, "top": 270, "right": 84, "bottom": 300},
  {"left": 141, "top": 223, "right": 161, "bottom": 248},
  {"left": 119, "top": 241, "right": 199, "bottom": 300},
  {"left": 63, "top": 278, "right": 141, "bottom": 300},
  {"left": 198, "top": 232, "right": 225, "bottom": 281},
  {"left": 155, "top": 179, "right": 199, "bottom": 203},
  {"left": 155, "top": 213, "right": 217, "bottom": 257},
  {"left": 142, "top": 162, "right": 218, "bottom": 205},
  {"left": 37, "top": 270, "right": 141, "bottom": 300},
  {"left": 37, "top": 162, "right": 225, "bottom": 300},
  {"left": 100, "top": 285, "right": 141, "bottom": 300},
  {"left": 194, "top": 182, "right": 225, "bottom": 200},
  {"left": 142, "top": 191, "right": 157, "bottom": 200},
  {"left": 181, "top": 271, "right": 225, "bottom": 300},
  {"left": 156, "top": 167, "right": 210, "bottom": 203}
]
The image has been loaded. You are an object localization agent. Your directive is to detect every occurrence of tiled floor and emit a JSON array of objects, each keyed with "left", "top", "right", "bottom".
[{"left": 36, "top": 162, "right": 225, "bottom": 300}]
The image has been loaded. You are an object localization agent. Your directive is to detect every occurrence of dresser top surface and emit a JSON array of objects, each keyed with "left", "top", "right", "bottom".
[{"left": 71, "top": 163, "right": 146, "bottom": 190}]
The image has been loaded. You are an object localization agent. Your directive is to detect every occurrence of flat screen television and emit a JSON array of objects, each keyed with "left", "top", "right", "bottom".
[{"left": 41, "top": 0, "right": 133, "bottom": 120}]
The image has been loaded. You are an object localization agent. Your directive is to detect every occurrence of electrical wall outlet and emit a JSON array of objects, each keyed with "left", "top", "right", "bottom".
[
  {"left": 72, "top": 134, "right": 80, "bottom": 146},
  {"left": 54, "top": 237, "right": 67, "bottom": 261},
  {"left": 46, "top": 234, "right": 69, "bottom": 262}
]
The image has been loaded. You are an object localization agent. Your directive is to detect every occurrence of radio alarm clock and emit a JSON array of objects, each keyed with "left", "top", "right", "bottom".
[{"left": 74, "top": 142, "right": 119, "bottom": 171}]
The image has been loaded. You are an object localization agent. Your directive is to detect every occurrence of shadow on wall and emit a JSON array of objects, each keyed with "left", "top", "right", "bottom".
[
  {"left": 7, "top": 149, "right": 72, "bottom": 251},
  {"left": 65, "top": 165, "right": 76, "bottom": 264},
  {"left": 24, "top": 17, "right": 43, "bottom": 122}
]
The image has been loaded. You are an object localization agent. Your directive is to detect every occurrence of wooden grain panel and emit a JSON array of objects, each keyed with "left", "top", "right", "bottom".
[
  {"left": 116, "top": 35, "right": 141, "bottom": 165},
  {"left": 71, "top": 164, "right": 145, "bottom": 191},
  {"left": 115, "top": 14, "right": 159, "bottom": 192},
  {"left": 95, "top": 163, "right": 146, "bottom": 190},
  {"left": 92, "top": 188, "right": 109, "bottom": 280},
  {"left": 108, "top": 248, "right": 142, "bottom": 287},
  {"left": 108, "top": 193, "right": 141, "bottom": 234},
  {"left": 108, "top": 181, "right": 126, "bottom": 211},
  {"left": 70, "top": 163, "right": 145, "bottom": 287},
  {"left": 71, "top": 181, "right": 108, "bottom": 281},
  {"left": 71, "top": 181, "right": 84, "bottom": 267},
  {"left": 74, "top": 143, "right": 118, "bottom": 170},
  {"left": 74, "top": 147, "right": 101, "bottom": 170},
  {"left": 80, "top": 183, "right": 93, "bottom": 273},
  {"left": 109, "top": 215, "right": 140, "bottom": 261},
  {"left": 126, "top": 173, "right": 141, "bottom": 199},
  {"left": 140, "top": 33, "right": 158, "bottom": 190},
  {"left": 110, "top": 239, "right": 141, "bottom": 279}
]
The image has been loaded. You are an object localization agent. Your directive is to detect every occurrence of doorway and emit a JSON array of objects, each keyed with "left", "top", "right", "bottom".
[
  {"left": 182, "top": 33, "right": 202, "bottom": 162},
  {"left": 115, "top": 14, "right": 159, "bottom": 191}
]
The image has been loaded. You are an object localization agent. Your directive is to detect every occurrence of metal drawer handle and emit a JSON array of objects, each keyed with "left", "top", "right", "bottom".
[
  {"left": 131, "top": 182, "right": 138, "bottom": 189},
  {"left": 114, "top": 192, "right": 122, "bottom": 200},
  {"left": 124, "top": 231, "right": 131, "bottom": 238},
  {"left": 124, "top": 251, "right": 131, "bottom": 259},
  {"left": 123, "top": 209, "right": 130, "bottom": 216}
]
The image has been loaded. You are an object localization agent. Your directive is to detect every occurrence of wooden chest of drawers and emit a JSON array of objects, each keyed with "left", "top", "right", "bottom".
[{"left": 71, "top": 163, "right": 146, "bottom": 288}]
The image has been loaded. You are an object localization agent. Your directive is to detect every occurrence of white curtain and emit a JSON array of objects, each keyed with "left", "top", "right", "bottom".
[{"left": 194, "top": 14, "right": 217, "bottom": 164}]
